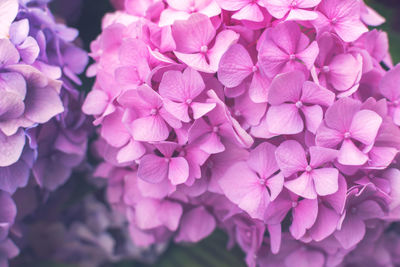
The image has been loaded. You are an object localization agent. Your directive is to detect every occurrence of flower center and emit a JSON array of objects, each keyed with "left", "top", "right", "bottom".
[
  {"left": 322, "top": 66, "right": 330, "bottom": 73},
  {"left": 289, "top": 54, "right": 296, "bottom": 61},
  {"left": 292, "top": 201, "right": 298, "bottom": 208},
  {"left": 164, "top": 158, "right": 171, "bottom": 163},
  {"left": 393, "top": 100, "right": 399, "bottom": 106},
  {"left": 295, "top": 101, "right": 303, "bottom": 108},
  {"left": 200, "top": 45, "right": 208, "bottom": 53},
  {"left": 344, "top": 131, "right": 351, "bottom": 139},
  {"left": 150, "top": 108, "right": 158, "bottom": 115},
  {"left": 331, "top": 17, "right": 338, "bottom": 24},
  {"left": 212, "top": 126, "right": 219, "bottom": 133},
  {"left": 252, "top": 65, "right": 258, "bottom": 72},
  {"left": 186, "top": 98, "right": 193, "bottom": 105},
  {"left": 234, "top": 110, "right": 241, "bottom": 116},
  {"left": 305, "top": 165, "right": 312, "bottom": 172}
]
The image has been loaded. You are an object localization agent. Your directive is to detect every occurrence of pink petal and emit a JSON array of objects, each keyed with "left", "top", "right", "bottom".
[
  {"left": 174, "top": 51, "right": 212, "bottom": 73},
  {"left": 137, "top": 154, "right": 168, "bottom": 183},
  {"left": 131, "top": 115, "right": 169, "bottom": 142},
  {"left": 301, "top": 81, "right": 335, "bottom": 107},
  {"left": 159, "top": 200, "right": 183, "bottom": 231},
  {"left": 268, "top": 71, "right": 304, "bottom": 105},
  {"left": 290, "top": 198, "right": 318, "bottom": 239},
  {"left": 217, "top": 44, "right": 253, "bottom": 88},
  {"left": 309, "top": 204, "right": 340, "bottom": 242},
  {"left": 324, "top": 97, "right": 361, "bottom": 132},
  {"left": 286, "top": 9, "right": 318, "bottom": 21},
  {"left": 191, "top": 102, "right": 216, "bottom": 120},
  {"left": 0, "top": 130, "right": 25, "bottom": 167},
  {"left": 175, "top": 206, "right": 216, "bottom": 242},
  {"left": 232, "top": 3, "right": 264, "bottom": 22},
  {"left": 267, "top": 224, "right": 282, "bottom": 254},
  {"left": 312, "top": 168, "right": 339, "bottom": 196},
  {"left": 199, "top": 132, "right": 225, "bottom": 154},
  {"left": 301, "top": 104, "right": 323, "bottom": 134},
  {"left": 285, "top": 172, "right": 317, "bottom": 199},
  {"left": 349, "top": 110, "right": 382, "bottom": 145},
  {"left": 219, "top": 162, "right": 268, "bottom": 220},
  {"left": 379, "top": 64, "right": 400, "bottom": 101},
  {"left": 249, "top": 71, "right": 270, "bottom": 103},
  {"left": 328, "top": 54, "right": 362, "bottom": 92},
  {"left": 172, "top": 13, "right": 216, "bottom": 53},
  {"left": 248, "top": 142, "right": 279, "bottom": 179},
  {"left": 338, "top": 139, "right": 368, "bottom": 166},
  {"left": 116, "top": 139, "right": 145, "bottom": 163},
  {"left": 285, "top": 246, "right": 324, "bottom": 267},
  {"left": 208, "top": 30, "right": 240, "bottom": 72},
  {"left": 296, "top": 41, "right": 319, "bottom": 69},
  {"left": 334, "top": 18, "right": 368, "bottom": 43},
  {"left": 101, "top": 109, "right": 131, "bottom": 147},
  {"left": 266, "top": 172, "right": 285, "bottom": 201},
  {"left": 275, "top": 140, "right": 308, "bottom": 177},
  {"left": 163, "top": 99, "right": 190, "bottom": 122},
  {"left": 309, "top": 146, "right": 338, "bottom": 167},
  {"left": 216, "top": 0, "right": 250, "bottom": 11},
  {"left": 356, "top": 200, "right": 384, "bottom": 220},
  {"left": 264, "top": 0, "right": 291, "bottom": 19},
  {"left": 168, "top": 157, "right": 189, "bottom": 185},
  {"left": 135, "top": 199, "right": 163, "bottom": 230},
  {"left": 82, "top": 90, "right": 109, "bottom": 115},
  {"left": 315, "top": 123, "right": 343, "bottom": 148},
  {"left": 334, "top": 216, "right": 365, "bottom": 249},
  {"left": 257, "top": 37, "right": 290, "bottom": 78},
  {"left": 267, "top": 104, "right": 303, "bottom": 135},
  {"left": 158, "top": 70, "right": 186, "bottom": 102},
  {"left": 182, "top": 67, "right": 206, "bottom": 99},
  {"left": 367, "top": 146, "right": 397, "bottom": 169},
  {"left": 0, "top": 0, "right": 18, "bottom": 39}
]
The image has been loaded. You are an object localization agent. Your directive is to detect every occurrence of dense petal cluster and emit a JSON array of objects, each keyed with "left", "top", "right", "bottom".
[
  {"left": 0, "top": 0, "right": 89, "bottom": 264},
  {"left": 84, "top": 0, "right": 400, "bottom": 266}
]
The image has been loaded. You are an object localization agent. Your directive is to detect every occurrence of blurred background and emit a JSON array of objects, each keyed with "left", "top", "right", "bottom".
[{"left": 17, "top": 0, "right": 400, "bottom": 266}]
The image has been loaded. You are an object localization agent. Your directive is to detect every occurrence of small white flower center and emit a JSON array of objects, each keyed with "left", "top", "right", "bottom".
[
  {"left": 186, "top": 98, "right": 193, "bottom": 105},
  {"left": 212, "top": 126, "right": 219, "bottom": 133},
  {"left": 200, "top": 45, "right": 208, "bottom": 53},
  {"left": 305, "top": 165, "right": 312, "bottom": 172},
  {"left": 295, "top": 101, "right": 303, "bottom": 108},
  {"left": 150, "top": 108, "right": 158, "bottom": 115},
  {"left": 289, "top": 54, "right": 296, "bottom": 61},
  {"left": 252, "top": 65, "right": 258, "bottom": 72},
  {"left": 292, "top": 201, "right": 298, "bottom": 208},
  {"left": 344, "top": 131, "right": 351, "bottom": 139},
  {"left": 322, "top": 66, "right": 330, "bottom": 73},
  {"left": 164, "top": 158, "right": 171, "bottom": 163}
]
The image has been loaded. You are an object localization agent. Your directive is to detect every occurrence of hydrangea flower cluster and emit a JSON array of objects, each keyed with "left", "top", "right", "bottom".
[
  {"left": 84, "top": 0, "right": 400, "bottom": 266},
  {"left": 0, "top": 0, "right": 88, "bottom": 264}
]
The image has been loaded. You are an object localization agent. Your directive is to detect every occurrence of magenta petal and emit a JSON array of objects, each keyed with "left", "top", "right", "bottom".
[
  {"left": 116, "top": 139, "right": 145, "bottom": 163},
  {"left": 267, "top": 104, "right": 303, "bottom": 135},
  {"left": 315, "top": 123, "right": 343, "bottom": 148},
  {"left": 218, "top": 44, "right": 253, "bottom": 88},
  {"left": 268, "top": 71, "right": 304, "bottom": 105},
  {"left": 137, "top": 154, "right": 168, "bottom": 183},
  {"left": 296, "top": 41, "right": 319, "bottom": 69},
  {"left": 208, "top": 30, "right": 240, "bottom": 72},
  {"left": 334, "top": 216, "right": 366, "bottom": 249},
  {"left": 249, "top": 71, "right": 270, "bottom": 103},
  {"left": 199, "top": 132, "right": 225, "bottom": 154},
  {"left": 163, "top": 99, "right": 190, "bottom": 122},
  {"left": 131, "top": 115, "right": 169, "bottom": 142},
  {"left": 301, "top": 105, "right": 323, "bottom": 134},
  {"left": 290, "top": 198, "right": 318, "bottom": 239},
  {"left": 219, "top": 162, "right": 269, "bottom": 220},
  {"left": 135, "top": 199, "right": 163, "bottom": 230},
  {"left": 325, "top": 97, "right": 361, "bottom": 132},
  {"left": 267, "top": 224, "right": 282, "bottom": 254},
  {"left": 275, "top": 140, "right": 308, "bottom": 177},
  {"left": 309, "top": 146, "right": 338, "bottom": 167},
  {"left": 338, "top": 139, "right": 368, "bottom": 166},
  {"left": 168, "top": 157, "right": 189, "bottom": 185},
  {"left": 0, "top": 129, "right": 25, "bottom": 167},
  {"left": 312, "top": 168, "right": 339, "bottom": 196},
  {"left": 232, "top": 3, "right": 264, "bottom": 22},
  {"left": 379, "top": 64, "right": 400, "bottom": 101},
  {"left": 301, "top": 81, "right": 335, "bottom": 106},
  {"left": 248, "top": 142, "right": 279, "bottom": 179},
  {"left": 285, "top": 172, "right": 317, "bottom": 199},
  {"left": 349, "top": 110, "right": 382, "bottom": 145},
  {"left": 159, "top": 201, "right": 183, "bottom": 231},
  {"left": 101, "top": 109, "right": 131, "bottom": 147},
  {"left": 266, "top": 172, "right": 284, "bottom": 201},
  {"left": 191, "top": 102, "right": 216, "bottom": 120},
  {"left": 309, "top": 204, "right": 340, "bottom": 242},
  {"left": 172, "top": 13, "right": 216, "bottom": 53},
  {"left": 175, "top": 206, "right": 216, "bottom": 242}
]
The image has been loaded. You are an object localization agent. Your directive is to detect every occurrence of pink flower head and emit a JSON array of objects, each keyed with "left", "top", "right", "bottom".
[
  {"left": 258, "top": 21, "right": 319, "bottom": 78},
  {"left": 159, "top": 67, "right": 216, "bottom": 122},
  {"left": 159, "top": 0, "right": 221, "bottom": 26},
  {"left": 216, "top": 0, "right": 266, "bottom": 22},
  {"left": 219, "top": 142, "right": 284, "bottom": 220},
  {"left": 263, "top": 0, "right": 321, "bottom": 21},
  {"left": 172, "top": 13, "right": 239, "bottom": 73},
  {"left": 275, "top": 140, "right": 339, "bottom": 199},
  {"left": 267, "top": 71, "right": 335, "bottom": 135},
  {"left": 312, "top": 0, "right": 368, "bottom": 42},
  {"left": 316, "top": 97, "right": 383, "bottom": 166}
]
